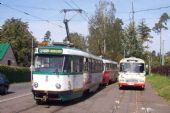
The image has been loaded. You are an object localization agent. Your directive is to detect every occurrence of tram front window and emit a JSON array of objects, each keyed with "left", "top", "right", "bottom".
[
  {"left": 34, "top": 55, "right": 64, "bottom": 72},
  {"left": 120, "top": 63, "right": 144, "bottom": 73}
]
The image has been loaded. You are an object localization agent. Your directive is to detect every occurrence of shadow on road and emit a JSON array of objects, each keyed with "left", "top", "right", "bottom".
[
  {"left": 41, "top": 85, "right": 106, "bottom": 107},
  {"left": 0, "top": 91, "right": 15, "bottom": 96}
]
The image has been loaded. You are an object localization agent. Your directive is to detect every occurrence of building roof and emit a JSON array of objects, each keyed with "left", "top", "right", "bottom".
[{"left": 0, "top": 43, "right": 10, "bottom": 60}]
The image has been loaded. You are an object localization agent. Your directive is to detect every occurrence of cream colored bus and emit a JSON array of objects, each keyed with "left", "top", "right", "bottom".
[{"left": 118, "top": 57, "right": 146, "bottom": 90}]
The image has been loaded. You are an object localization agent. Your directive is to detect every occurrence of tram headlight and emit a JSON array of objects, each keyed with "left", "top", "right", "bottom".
[
  {"left": 55, "top": 83, "right": 61, "bottom": 89},
  {"left": 33, "top": 82, "right": 38, "bottom": 88}
]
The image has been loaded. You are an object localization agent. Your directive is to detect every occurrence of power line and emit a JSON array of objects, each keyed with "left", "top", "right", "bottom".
[
  {"left": 116, "top": 5, "right": 170, "bottom": 15},
  {"left": 11, "top": 5, "right": 59, "bottom": 11},
  {"left": 0, "top": 2, "right": 65, "bottom": 29},
  {"left": 71, "top": 0, "right": 90, "bottom": 20},
  {"left": 135, "top": 5, "right": 170, "bottom": 13},
  {"left": 64, "top": 0, "right": 75, "bottom": 9},
  {"left": 68, "top": 0, "right": 90, "bottom": 21}
]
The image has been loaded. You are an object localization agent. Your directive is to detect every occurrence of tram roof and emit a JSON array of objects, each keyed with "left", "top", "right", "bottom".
[
  {"left": 102, "top": 59, "right": 118, "bottom": 64},
  {"left": 119, "top": 57, "right": 145, "bottom": 63},
  {"left": 35, "top": 45, "right": 102, "bottom": 60}
]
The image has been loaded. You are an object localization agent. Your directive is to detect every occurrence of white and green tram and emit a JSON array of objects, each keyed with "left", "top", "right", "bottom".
[{"left": 32, "top": 44, "right": 103, "bottom": 104}]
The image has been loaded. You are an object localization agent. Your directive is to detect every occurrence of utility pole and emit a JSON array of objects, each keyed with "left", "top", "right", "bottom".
[
  {"left": 132, "top": 2, "right": 135, "bottom": 25},
  {"left": 131, "top": 2, "right": 135, "bottom": 54},
  {"left": 30, "top": 34, "right": 34, "bottom": 83},
  {"left": 61, "top": 9, "right": 82, "bottom": 42},
  {"left": 162, "top": 40, "right": 165, "bottom": 65},
  {"left": 160, "top": 30, "right": 162, "bottom": 65}
]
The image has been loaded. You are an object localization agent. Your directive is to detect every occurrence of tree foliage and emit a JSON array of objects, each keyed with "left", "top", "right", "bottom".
[
  {"left": 123, "top": 22, "right": 142, "bottom": 58},
  {"left": 44, "top": 30, "right": 51, "bottom": 42},
  {"left": 88, "top": 0, "right": 124, "bottom": 61},
  {"left": 137, "top": 19, "right": 152, "bottom": 49},
  {"left": 0, "top": 18, "right": 36, "bottom": 66},
  {"left": 64, "top": 33, "right": 87, "bottom": 51},
  {"left": 153, "top": 13, "right": 170, "bottom": 33}
]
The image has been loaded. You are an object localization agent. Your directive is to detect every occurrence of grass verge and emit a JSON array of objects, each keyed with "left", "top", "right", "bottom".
[{"left": 147, "top": 74, "right": 170, "bottom": 103}]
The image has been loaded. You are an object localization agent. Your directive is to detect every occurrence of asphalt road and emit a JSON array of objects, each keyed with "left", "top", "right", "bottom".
[{"left": 0, "top": 82, "right": 170, "bottom": 113}]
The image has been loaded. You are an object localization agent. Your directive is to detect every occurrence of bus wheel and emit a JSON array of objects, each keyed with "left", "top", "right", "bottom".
[
  {"left": 119, "top": 85, "right": 122, "bottom": 90},
  {"left": 141, "top": 86, "right": 145, "bottom": 90}
]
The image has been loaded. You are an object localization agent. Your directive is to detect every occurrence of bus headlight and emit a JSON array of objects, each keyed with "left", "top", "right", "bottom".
[
  {"left": 139, "top": 80, "right": 145, "bottom": 82},
  {"left": 55, "top": 83, "right": 61, "bottom": 89},
  {"left": 33, "top": 82, "right": 38, "bottom": 88},
  {"left": 119, "top": 79, "right": 125, "bottom": 82}
]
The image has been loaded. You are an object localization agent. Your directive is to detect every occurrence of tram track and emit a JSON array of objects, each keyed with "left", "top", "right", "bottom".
[
  {"left": 49, "top": 106, "right": 65, "bottom": 113},
  {"left": 15, "top": 104, "right": 38, "bottom": 113}
]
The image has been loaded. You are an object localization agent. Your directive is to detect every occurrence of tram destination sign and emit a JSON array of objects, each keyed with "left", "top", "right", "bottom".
[{"left": 38, "top": 48, "right": 63, "bottom": 54}]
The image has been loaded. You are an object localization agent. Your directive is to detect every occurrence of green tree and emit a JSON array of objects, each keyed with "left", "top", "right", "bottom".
[
  {"left": 44, "top": 30, "right": 51, "bottom": 42},
  {"left": 107, "top": 18, "right": 124, "bottom": 61},
  {"left": 153, "top": 12, "right": 170, "bottom": 65},
  {"left": 137, "top": 19, "right": 152, "bottom": 49},
  {"left": 64, "top": 33, "right": 87, "bottom": 51},
  {"left": 88, "top": 0, "right": 124, "bottom": 61},
  {"left": 123, "top": 22, "right": 142, "bottom": 57},
  {"left": 1, "top": 18, "right": 36, "bottom": 66}
]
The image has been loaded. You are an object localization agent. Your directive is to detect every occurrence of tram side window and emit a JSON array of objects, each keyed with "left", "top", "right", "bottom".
[
  {"left": 83, "top": 58, "right": 88, "bottom": 72},
  {"left": 97, "top": 60, "right": 102, "bottom": 72},
  {"left": 73, "top": 56, "right": 78, "bottom": 72},
  {"left": 68, "top": 56, "right": 84, "bottom": 73},
  {"left": 101, "top": 62, "right": 104, "bottom": 72},
  {"left": 89, "top": 59, "right": 92, "bottom": 73},
  {"left": 92, "top": 59, "right": 95, "bottom": 73},
  {"left": 79, "top": 57, "right": 83, "bottom": 72},
  {"left": 96, "top": 60, "right": 99, "bottom": 72},
  {"left": 84, "top": 58, "right": 92, "bottom": 72},
  {"left": 63, "top": 56, "right": 71, "bottom": 72}
]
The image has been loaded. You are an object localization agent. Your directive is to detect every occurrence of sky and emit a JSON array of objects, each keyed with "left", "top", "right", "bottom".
[{"left": 0, "top": 0, "right": 170, "bottom": 54}]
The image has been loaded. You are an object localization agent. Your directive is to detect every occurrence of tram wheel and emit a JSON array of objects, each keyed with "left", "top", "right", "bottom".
[{"left": 35, "top": 99, "right": 44, "bottom": 105}]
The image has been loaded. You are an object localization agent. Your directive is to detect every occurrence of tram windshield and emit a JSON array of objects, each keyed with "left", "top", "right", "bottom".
[
  {"left": 34, "top": 55, "right": 84, "bottom": 73},
  {"left": 120, "top": 63, "right": 144, "bottom": 73},
  {"left": 34, "top": 55, "right": 64, "bottom": 73}
]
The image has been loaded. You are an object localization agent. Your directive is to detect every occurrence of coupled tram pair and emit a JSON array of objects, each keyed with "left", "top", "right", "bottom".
[
  {"left": 31, "top": 43, "right": 118, "bottom": 104},
  {"left": 118, "top": 57, "right": 146, "bottom": 90}
]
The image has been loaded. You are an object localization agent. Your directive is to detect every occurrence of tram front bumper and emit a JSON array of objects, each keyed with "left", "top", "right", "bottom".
[{"left": 32, "top": 90, "right": 62, "bottom": 101}]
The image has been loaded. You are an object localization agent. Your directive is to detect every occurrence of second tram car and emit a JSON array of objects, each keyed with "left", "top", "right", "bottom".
[
  {"left": 32, "top": 44, "right": 103, "bottom": 104},
  {"left": 118, "top": 57, "right": 146, "bottom": 89},
  {"left": 102, "top": 59, "right": 118, "bottom": 85}
]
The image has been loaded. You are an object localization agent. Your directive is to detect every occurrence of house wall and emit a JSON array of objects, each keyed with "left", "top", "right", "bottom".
[{"left": 0, "top": 47, "right": 17, "bottom": 66}]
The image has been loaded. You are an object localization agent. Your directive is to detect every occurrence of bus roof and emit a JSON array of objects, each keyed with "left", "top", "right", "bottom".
[{"left": 119, "top": 57, "right": 145, "bottom": 63}]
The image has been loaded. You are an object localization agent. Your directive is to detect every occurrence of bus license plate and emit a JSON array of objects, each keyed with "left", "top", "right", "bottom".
[{"left": 128, "top": 82, "right": 134, "bottom": 85}]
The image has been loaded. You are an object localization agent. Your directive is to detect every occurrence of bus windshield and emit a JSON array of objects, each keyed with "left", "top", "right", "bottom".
[
  {"left": 34, "top": 55, "right": 64, "bottom": 73},
  {"left": 120, "top": 63, "right": 144, "bottom": 73}
]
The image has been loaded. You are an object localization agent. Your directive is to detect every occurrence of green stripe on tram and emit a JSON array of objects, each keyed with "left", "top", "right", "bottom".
[{"left": 33, "top": 71, "right": 83, "bottom": 75}]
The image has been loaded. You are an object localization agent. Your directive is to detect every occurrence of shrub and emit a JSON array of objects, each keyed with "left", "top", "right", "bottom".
[
  {"left": 0, "top": 65, "right": 31, "bottom": 83},
  {"left": 151, "top": 65, "right": 170, "bottom": 76}
]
